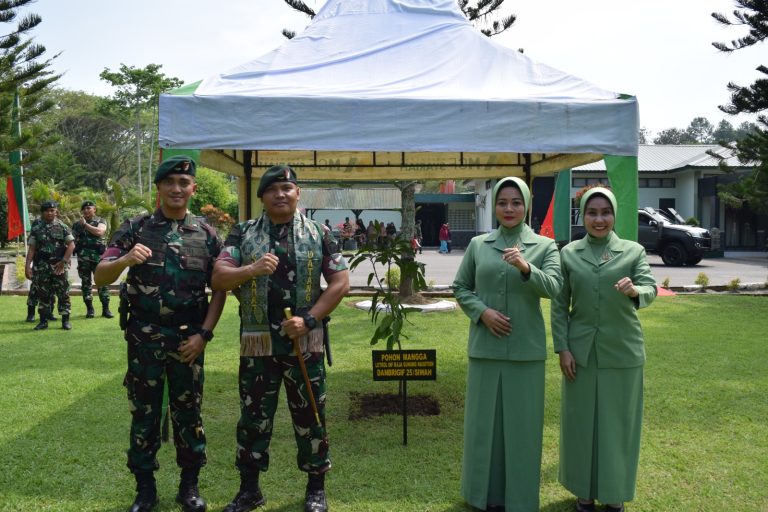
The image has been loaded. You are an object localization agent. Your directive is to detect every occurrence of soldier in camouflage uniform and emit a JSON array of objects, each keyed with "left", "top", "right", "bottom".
[
  {"left": 213, "top": 165, "right": 349, "bottom": 512},
  {"left": 72, "top": 200, "right": 113, "bottom": 319},
  {"left": 24, "top": 201, "right": 75, "bottom": 330},
  {"left": 95, "top": 156, "right": 227, "bottom": 512},
  {"left": 25, "top": 217, "right": 57, "bottom": 323}
]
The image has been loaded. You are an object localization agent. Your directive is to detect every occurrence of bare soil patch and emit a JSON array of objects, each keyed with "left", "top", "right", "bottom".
[{"left": 348, "top": 391, "right": 440, "bottom": 420}]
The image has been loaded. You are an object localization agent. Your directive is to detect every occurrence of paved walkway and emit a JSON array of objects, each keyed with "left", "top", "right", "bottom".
[
  {"left": 347, "top": 248, "right": 767, "bottom": 289},
  {"left": 2, "top": 248, "right": 766, "bottom": 294}
]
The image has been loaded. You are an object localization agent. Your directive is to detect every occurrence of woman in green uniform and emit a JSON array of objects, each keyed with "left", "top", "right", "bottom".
[
  {"left": 551, "top": 187, "right": 657, "bottom": 512},
  {"left": 453, "top": 177, "right": 562, "bottom": 512}
]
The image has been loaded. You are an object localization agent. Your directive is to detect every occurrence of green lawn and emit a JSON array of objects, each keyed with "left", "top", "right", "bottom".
[{"left": 0, "top": 295, "right": 765, "bottom": 511}]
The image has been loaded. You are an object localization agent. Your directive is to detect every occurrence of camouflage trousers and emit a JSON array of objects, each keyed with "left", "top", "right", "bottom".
[
  {"left": 26, "top": 278, "right": 45, "bottom": 308},
  {"left": 77, "top": 259, "right": 110, "bottom": 303},
  {"left": 124, "top": 321, "right": 207, "bottom": 473},
  {"left": 236, "top": 353, "right": 330, "bottom": 474},
  {"left": 31, "top": 263, "right": 70, "bottom": 316}
]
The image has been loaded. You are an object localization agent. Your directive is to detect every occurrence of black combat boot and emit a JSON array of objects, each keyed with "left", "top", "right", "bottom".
[
  {"left": 176, "top": 467, "right": 207, "bottom": 512},
  {"left": 130, "top": 471, "right": 158, "bottom": 512},
  {"left": 34, "top": 308, "right": 48, "bottom": 330},
  {"left": 84, "top": 299, "right": 95, "bottom": 318},
  {"left": 222, "top": 471, "right": 265, "bottom": 512},
  {"left": 61, "top": 314, "right": 72, "bottom": 330},
  {"left": 47, "top": 311, "right": 57, "bottom": 321},
  {"left": 26, "top": 306, "right": 35, "bottom": 322},
  {"left": 101, "top": 298, "right": 114, "bottom": 318},
  {"left": 304, "top": 473, "right": 327, "bottom": 512}
]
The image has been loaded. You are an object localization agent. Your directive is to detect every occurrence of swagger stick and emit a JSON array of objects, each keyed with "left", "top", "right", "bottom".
[{"left": 284, "top": 307, "right": 322, "bottom": 426}]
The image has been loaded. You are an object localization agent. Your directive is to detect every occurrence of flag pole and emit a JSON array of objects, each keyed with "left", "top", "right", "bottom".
[{"left": 8, "top": 92, "right": 29, "bottom": 253}]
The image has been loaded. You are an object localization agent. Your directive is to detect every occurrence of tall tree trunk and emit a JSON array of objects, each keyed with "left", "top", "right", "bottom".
[
  {"left": 135, "top": 108, "right": 142, "bottom": 194},
  {"left": 398, "top": 181, "right": 417, "bottom": 297},
  {"left": 147, "top": 104, "right": 158, "bottom": 199}
]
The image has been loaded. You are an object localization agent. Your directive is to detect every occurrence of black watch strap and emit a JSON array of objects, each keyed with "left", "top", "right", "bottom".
[
  {"left": 198, "top": 328, "right": 214, "bottom": 342},
  {"left": 302, "top": 313, "right": 318, "bottom": 330}
]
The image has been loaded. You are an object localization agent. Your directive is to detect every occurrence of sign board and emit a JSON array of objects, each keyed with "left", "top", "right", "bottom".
[{"left": 372, "top": 350, "right": 437, "bottom": 381}]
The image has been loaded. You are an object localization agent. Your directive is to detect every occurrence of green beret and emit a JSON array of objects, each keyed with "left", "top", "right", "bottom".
[
  {"left": 257, "top": 164, "right": 298, "bottom": 198},
  {"left": 81, "top": 200, "right": 96, "bottom": 210},
  {"left": 154, "top": 155, "right": 196, "bottom": 183},
  {"left": 41, "top": 200, "right": 58, "bottom": 211}
]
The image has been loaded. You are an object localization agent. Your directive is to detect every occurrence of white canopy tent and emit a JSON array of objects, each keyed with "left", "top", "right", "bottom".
[{"left": 159, "top": 0, "right": 639, "bottom": 237}]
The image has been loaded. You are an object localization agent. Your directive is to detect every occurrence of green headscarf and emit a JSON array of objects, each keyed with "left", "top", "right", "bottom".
[
  {"left": 580, "top": 186, "right": 617, "bottom": 217},
  {"left": 492, "top": 177, "right": 531, "bottom": 214}
]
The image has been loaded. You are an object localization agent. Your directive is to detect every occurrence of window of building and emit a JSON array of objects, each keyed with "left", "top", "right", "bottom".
[
  {"left": 639, "top": 177, "right": 676, "bottom": 188},
  {"left": 572, "top": 178, "right": 609, "bottom": 187},
  {"left": 448, "top": 207, "right": 475, "bottom": 230}
]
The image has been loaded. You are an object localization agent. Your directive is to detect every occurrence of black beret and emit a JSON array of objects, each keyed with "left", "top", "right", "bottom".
[
  {"left": 154, "top": 155, "right": 196, "bottom": 184},
  {"left": 81, "top": 200, "right": 96, "bottom": 209},
  {"left": 41, "top": 200, "right": 58, "bottom": 211},
  {"left": 257, "top": 164, "right": 298, "bottom": 198}
]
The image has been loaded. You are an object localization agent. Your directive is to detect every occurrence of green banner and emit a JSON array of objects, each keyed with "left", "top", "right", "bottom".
[
  {"left": 605, "top": 155, "right": 638, "bottom": 241},
  {"left": 553, "top": 169, "right": 572, "bottom": 242}
]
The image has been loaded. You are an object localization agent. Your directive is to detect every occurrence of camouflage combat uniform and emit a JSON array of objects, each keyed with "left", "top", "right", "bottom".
[
  {"left": 218, "top": 212, "right": 347, "bottom": 475},
  {"left": 29, "top": 218, "right": 73, "bottom": 318},
  {"left": 102, "top": 208, "right": 222, "bottom": 474},
  {"left": 72, "top": 216, "right": 110, "bottom": 305}
]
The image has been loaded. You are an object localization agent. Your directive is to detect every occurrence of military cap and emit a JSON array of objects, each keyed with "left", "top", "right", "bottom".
[
  {"left": 40, "top": 200, "right": 58, "bottom": 211},
  {"left": 257, "top": 164, "right": 298, "bottom": 198},
  {"left": 153, "top": 155, "right": 196, "bottom": 184},
  {"left": 81, "top": 200, "right": 96, "bottom": 210}
]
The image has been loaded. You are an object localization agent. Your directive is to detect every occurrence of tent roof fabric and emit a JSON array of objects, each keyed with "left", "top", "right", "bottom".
[
  {"left": 159, "top": 0, "right": 638, "bottom": 156},
  {"left": 573, "top": 144, "right": 751, "bottom": 172}
]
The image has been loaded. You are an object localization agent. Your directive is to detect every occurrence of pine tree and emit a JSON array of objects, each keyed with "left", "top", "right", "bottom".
[
  {"left": 0, "top": 0, "right": 60, "bottom": 176},
  {"left": 712, "top": 0, "right": 768, "bottom": 213}
]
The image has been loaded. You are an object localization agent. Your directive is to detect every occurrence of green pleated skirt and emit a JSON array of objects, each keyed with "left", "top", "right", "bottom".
[
  {"left": 461, "top": 358, "right": 545, "bottom": 512},
  {"left": 559, "top": 347, "right": 644, "bottom": 504}
]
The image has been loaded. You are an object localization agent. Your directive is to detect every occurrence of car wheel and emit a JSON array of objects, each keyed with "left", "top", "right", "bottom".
[
  {"left": 686, "top": 255, "right": 703, "bottom": 266},
  {"left": 661, "top": 242, "right": 687, "bottom": 266}
]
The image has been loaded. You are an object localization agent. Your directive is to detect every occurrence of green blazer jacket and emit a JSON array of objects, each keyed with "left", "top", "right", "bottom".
[
  {"left": 551, "top": 232, "right": 657, "bottom": 369},
  {"left": 453, "top": 224, "right": 562, "bottom": 361}
]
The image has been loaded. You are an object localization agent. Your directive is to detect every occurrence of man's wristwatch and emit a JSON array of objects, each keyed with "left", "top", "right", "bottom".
[
  {"left": 301, "top": 313, "right": 318, "bottom": 330},
  {"left": 198, "top": 328, "right": 214, "bottom": 342}
]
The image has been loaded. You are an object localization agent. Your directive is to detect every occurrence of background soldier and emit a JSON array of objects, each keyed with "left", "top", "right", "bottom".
[
  {"left": 24, "top": 200, "right": 75, "bottom": 330},
  {"left": 72, "top": 200, "right": 112, "bottom": 318},
  {"left": 212, "top": 165, "right": 350, "bottom": 512},
  {"left": 25, "top": 217, "right": 57, "bottom": 323},
  {"left": 95, "top": 156, "right": 226, "bottom": 512}
]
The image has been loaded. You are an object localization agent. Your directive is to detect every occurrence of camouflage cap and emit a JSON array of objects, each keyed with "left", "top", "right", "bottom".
[
  {"left": 153, "top": 155, "right": 196, "bottom": 184},
  {"left": 81, "top": 200, "right": 96, "bottom": 209},
  {"left": 41, "top": 200, "right": 58, "bottom": 211},
  {"left": 257, "top": 164, "right": 298, "bottom": 198}
]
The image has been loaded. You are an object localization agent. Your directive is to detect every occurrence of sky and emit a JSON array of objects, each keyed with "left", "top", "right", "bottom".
[{"left": 28, "top": 0, "right": 762, "bottom": 139}]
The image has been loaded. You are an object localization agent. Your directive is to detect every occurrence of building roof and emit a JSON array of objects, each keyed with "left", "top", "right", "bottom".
[
  {"left": 573, "top": 144, "right": 750, "bottom": 173},
  {"left": 299, "top": 188, "right": 401, "bottom": 210}
]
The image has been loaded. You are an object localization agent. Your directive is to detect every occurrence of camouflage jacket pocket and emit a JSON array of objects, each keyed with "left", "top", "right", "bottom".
[{"left": 180, "top": 240, "right": 210, "bottom": 272}]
